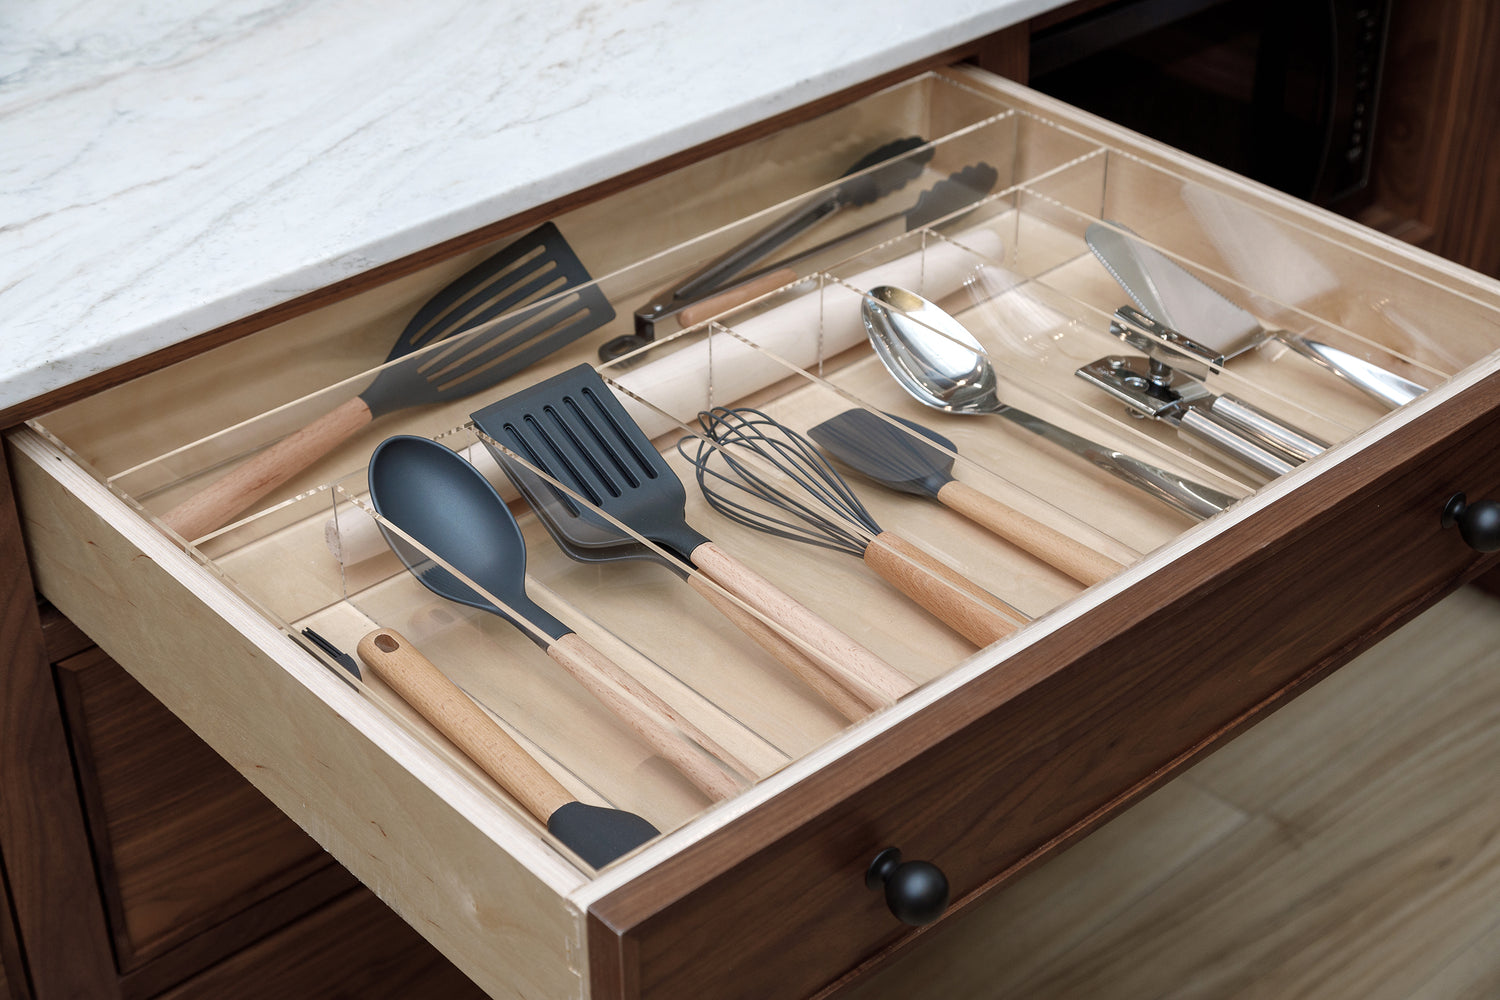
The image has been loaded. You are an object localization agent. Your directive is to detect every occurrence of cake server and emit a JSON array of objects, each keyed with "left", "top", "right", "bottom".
[{"left": 1085, "top": 221, "right": 1424, "bottom": 408}]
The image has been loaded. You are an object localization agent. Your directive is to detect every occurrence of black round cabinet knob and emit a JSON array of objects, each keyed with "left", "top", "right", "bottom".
[
  {"left": 865, "top": 847, "right": 949, "bottom": 926},
  {"left": 1442, "top": 493, "right": 1500, "bottom": 552}
]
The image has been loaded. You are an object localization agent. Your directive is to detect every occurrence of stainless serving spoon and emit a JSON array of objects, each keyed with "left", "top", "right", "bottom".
[{"left": 861, "top": 285, "right": 1237, "bottom": 520}]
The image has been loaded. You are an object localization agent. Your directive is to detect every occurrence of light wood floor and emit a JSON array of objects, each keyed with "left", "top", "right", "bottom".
[{"left": 846, "top": 584, "right": 1500, "bottom": 1000}]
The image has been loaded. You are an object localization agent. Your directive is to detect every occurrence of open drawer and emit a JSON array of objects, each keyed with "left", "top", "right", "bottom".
[{"left": 10, "top": 69, "right": 1500, "bottom": 1000}]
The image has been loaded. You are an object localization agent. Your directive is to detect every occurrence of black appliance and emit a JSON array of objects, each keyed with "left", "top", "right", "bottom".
[{"left": 1028, "top": 0, "right": 1390, "bottom": 206}]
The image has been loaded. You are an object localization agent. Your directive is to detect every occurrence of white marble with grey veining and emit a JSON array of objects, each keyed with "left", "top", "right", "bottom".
[{"left": 0, "top": 0, "right": 1054, "bottom": 411}]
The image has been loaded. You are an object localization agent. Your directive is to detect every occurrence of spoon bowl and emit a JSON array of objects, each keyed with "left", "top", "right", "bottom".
[{"left": 864, "top": 285, "right": 1001, "bottom": 416}]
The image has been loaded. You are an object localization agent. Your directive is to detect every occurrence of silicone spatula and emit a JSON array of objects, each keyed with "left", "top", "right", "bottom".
[{"left": 356, "top": 628, "right": 658, "bottom": 869}]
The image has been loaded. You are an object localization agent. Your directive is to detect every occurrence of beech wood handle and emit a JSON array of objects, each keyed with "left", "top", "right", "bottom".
[
  {"left": 690, "top": 541, "right": 913, "bottom": 709},
  {"left": 677, "top": 268, "right": 797, "bottom": 327},
  {"left": 161, "top": 395, "right": 374, "bottom": 541},
  {"left": 863, "top": 533, "right": 1023, "bottom": 648},
  {"left": 545, "top": 632, "right": 745, "bottom": 800},
  {"left": 356, "top": 628, "right": 573, "bottom": 823},
  {"left": 687, "top": 572, "right": 870, "bottom": 721},
  {"left": 935, "top": 480, "right": 1128, "bottom": 587}
]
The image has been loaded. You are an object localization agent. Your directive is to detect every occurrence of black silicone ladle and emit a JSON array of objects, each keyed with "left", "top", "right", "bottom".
[{"left": 366, "top": 434, "right": 743, "bottom": 800}]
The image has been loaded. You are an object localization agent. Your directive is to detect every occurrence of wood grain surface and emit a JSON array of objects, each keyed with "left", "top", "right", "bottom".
[
  {"left": 0, "top": 443, "right": 118, "bottom": 999},
  {"left": 54, "top": 646, "right": 343, "bottom": 972},
  {"left": 0, "top": 875, "right": 17, "bottom": 1000},
  {"left": 1363, "top": 0, "right": 1500, "bottom": 277},
  {"left": 840, "top": 584, "right": 1500, "bottom": 1000},
  {"left": 588, "top": 372, "right": 1500, "bottom": 1000},
  {"left": 12, "top": 429, "right": 590, "bottom": 1000},
  {"left": 155, "top": 889, "right": 488, "bottom": 1000},
  {"left": 356, "top": 629, "right": 575, "bottom": 824}
]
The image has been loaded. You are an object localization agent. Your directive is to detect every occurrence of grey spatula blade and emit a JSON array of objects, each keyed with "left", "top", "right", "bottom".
[
  {"left": 470, "top": 364, "right": 710, "bottom": 562},
  {"left": 362, "top": 223, "right": 616, "bottom": 417},
  {"left": 499, "top": 451, "right": 685, "bottom": 574},
  {"left": 807, "top": 410, "right": 960, "bottom": 500}
]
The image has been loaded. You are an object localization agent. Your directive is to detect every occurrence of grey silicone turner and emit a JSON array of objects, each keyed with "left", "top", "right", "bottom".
[
  {"left": 161, "top": 222, "right": 615, "bottom": 541},
  {"left": 494, "top": 455, "right": 875, "bottom": 721}
]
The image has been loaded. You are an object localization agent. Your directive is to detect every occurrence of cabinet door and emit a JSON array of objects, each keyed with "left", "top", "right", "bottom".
[{"left": 57, "top": 647, "right": 344, "bottom": 971}]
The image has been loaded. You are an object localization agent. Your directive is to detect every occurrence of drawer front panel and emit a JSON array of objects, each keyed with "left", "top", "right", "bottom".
[{"left": 589, "top": 371, "right": 1500, "bottom": 1000}]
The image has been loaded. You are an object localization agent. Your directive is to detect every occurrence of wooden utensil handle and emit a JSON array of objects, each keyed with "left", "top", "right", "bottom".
[
  {"left": 935, "top": 480, "right": 1129, "bottom": 587},
  {"left": 545, "top": 632, "right": 744, "bottom": 800},
  {"left": 161, "top": 395, "right": 373, "bottom": 541},
  {"left": 677, "top": 268, "right": 796, "bottom": 327},
  {"left": 863, "top": 532, "right": 1023, "bottom": 648},
  {"left": 356, "top": 628, "right": 573, "bottom": 823},
  {"left": 687, "top": 572, "right": 871, "bottom": 721},
  {"left": 690, "top": 541, "right": 913, "bottom": 708}
]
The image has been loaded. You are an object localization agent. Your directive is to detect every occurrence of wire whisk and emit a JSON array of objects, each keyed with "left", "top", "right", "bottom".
[
  {"left": 679, "top": 407, "right": 1025, "bottom": 648},
  {"left": 683, "top": 407, "right": 878, "bottom": 557}
]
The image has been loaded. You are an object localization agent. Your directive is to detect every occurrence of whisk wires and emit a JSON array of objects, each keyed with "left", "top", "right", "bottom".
[{"left": 679, "top": 407, "right": 882, "bottom": 558}]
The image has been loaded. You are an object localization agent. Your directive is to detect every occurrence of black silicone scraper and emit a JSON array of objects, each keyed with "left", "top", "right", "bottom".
[
  {"left": 355, "top": 628, "right": 658, "bottom": 869},
  {"left": 807, "top": 409, "right": 1128, "bottom": 587},
  {"left": 162, "top": 222, "right": 615, "bottom": 541},
  {"left": 470, "top": 364, "right": 916, "bottom": 713}
]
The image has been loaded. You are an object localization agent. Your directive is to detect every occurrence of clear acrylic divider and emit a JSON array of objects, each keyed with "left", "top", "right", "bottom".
[{"left": 1020, "top": 148, "right": 1500, "bottom": 409}]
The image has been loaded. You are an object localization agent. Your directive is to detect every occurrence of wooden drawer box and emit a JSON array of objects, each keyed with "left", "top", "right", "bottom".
[{"left": 9, "top": 69, "right": 1500, "bottom": 999}]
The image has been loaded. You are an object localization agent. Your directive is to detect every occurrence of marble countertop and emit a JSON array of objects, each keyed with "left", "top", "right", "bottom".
[{"left": 1, "top": 0, "right": 1056, "bottom": 413}]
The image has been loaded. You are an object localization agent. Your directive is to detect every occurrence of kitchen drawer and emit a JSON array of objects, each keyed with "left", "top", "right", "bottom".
[{"left": 10, "top": 69, "right": 1500, "bottom": 1000}]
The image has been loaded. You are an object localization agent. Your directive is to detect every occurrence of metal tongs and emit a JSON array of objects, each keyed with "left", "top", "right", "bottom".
[
  {"left": 1077, "top": 306, "right": 1328, "bottom": 480},
  {"left": 604, "top": 136, "right": 998, "bottom": 360}
]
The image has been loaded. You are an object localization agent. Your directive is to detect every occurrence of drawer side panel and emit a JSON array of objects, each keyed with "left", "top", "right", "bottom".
[{"left": 9, "top": 429, "right": 586, "bottom": 1000}]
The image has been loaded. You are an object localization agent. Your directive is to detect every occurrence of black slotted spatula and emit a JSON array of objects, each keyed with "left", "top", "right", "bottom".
[
  {"left": 495, "top": 445, "right": 874, "bottom": 721},
  {"left": 162, "top": 222, "right": 614, "bottom": 540},
  {"left": 470, "top": 364, "right": 915, "bottom": 713}
]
